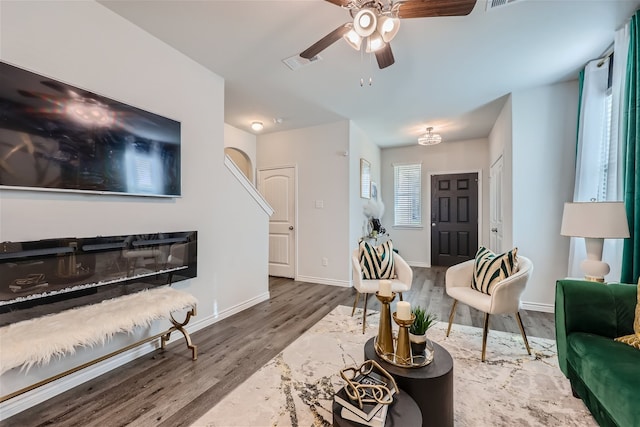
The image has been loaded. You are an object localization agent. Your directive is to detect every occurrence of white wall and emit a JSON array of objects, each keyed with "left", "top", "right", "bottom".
[
  {"left": 349, "top": 122, "right": 381, "bottom": 255},
  {"left": 257, "top": 121, "right": 351, "bottom": 286},
  {"left": 0, "top": 0, "right": 269, "bottom": 414},
  {"left": 380, "top": 139, "right": 490, "bottom": 267},
  {"left": 511, "top": 81, "right": 578, "bottom": 310},
  {"left": 224, "top": 124, "right": 257, "bottom": 184}
]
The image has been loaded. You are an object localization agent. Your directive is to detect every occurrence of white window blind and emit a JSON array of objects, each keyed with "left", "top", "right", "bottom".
[
  {"left": 394, "top": 163, "right": 421, "bottom": 226},
  {"left": 598, "top": 88, "right": 614, "bottom": 201}
]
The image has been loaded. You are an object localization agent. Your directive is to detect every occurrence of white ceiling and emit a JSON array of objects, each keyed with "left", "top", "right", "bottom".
[{"left": 100, "top": 0, "right": 639, "bottom": 148}]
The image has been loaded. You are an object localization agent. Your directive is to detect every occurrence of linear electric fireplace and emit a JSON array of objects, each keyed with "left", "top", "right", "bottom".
[{"left": 0, "top": 231, "right": 197, "bottom": 326}]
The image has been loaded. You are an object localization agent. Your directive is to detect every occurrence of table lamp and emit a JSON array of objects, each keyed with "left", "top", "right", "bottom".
[{"left": 561, "top": 201, "right": 630, "bottom": 282}]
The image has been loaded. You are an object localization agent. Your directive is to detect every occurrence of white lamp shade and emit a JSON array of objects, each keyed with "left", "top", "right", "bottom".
[
  {"left": 561, "top": 202, "right": 630, "bottom": 239},
  {"left": 365, "top": 31, "right": 385, "bottom": 53},
  {"left": 377, "top": 15, "right": 400, "bottom": 42},
  {"left": 343, "top": 28, "right": 362, "bottom": 51},
  {"left": 353, "top": 9, "right": 377, "bottom": 37}
]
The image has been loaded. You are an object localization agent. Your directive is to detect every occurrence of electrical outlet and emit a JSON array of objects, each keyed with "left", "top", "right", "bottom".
[{"left": 322, "top": 257, "right": 328, "bottom": 267}]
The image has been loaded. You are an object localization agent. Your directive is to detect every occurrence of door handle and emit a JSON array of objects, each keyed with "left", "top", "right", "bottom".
[
  {"left": 289, "top": 226, "right": 294, "bottom": 230},
  {"left": 491, "top": 228, "right": 498, "bottom": 232},
  {"left": 431, "top": 223, "right": 436, "bottom": 227}
]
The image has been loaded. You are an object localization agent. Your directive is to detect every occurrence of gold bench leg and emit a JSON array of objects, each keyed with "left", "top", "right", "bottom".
[{"left": 161, "top": 307, "right": 198, "bottom": 360}]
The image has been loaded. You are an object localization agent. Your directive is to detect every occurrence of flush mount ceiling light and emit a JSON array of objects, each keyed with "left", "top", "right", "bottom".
[
  {"left": 299, "top": 0, "right": 477, "bottom": 70},
  {"left": 418, "top": 127, "right": 442, "bottom": 146},
  {"left": 251, "top": 121, "right": 264, "bottom": 131}
]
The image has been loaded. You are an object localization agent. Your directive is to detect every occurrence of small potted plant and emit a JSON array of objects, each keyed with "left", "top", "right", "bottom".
[{"left": 409, "top": 306, "right": 436, "bottom": 355}]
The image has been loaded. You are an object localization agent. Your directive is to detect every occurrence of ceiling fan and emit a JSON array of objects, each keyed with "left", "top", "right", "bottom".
[{"left": 300, "top": 0, "right": 477, "bottom": 69}]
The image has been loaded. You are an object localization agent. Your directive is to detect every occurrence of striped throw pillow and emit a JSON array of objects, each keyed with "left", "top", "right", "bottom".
[
  {"left": 471, "top": 246, "right": 519, "bottom": 295},
  {"left": 614, "top": 279, "right": 640, "bottom": 350},
  {"left": 359, "top": 240, "right": 396, "bottom": 280}
]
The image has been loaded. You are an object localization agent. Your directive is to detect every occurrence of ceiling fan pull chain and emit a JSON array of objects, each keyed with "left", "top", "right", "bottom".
[
  {"left": 359, "top": 44, "right": 366, "bottom": 87},
  {"left": 369, "top": 51, "right": 374, "bottom": 86}
]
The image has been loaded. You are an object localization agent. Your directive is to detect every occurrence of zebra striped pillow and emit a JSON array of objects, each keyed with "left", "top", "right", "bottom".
[
  {"left": 359, "top": 240, "right": 396, "bottom": 280},
  {"left": 471, "top": 246, "right": 519, "bottom": 295}
]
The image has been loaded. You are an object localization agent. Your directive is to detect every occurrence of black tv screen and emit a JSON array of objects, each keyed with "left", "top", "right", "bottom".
[{"left": 0, "top": 62, "right": 181, "bottom": 197}]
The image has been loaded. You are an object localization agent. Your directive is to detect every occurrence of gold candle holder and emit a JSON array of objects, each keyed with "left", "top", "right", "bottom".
[
  {"left": 375, "top": 291, "right": 396, "bottom": 356},
  {"left": 392, "top": 312, "right": 416, "bottom": 366}
]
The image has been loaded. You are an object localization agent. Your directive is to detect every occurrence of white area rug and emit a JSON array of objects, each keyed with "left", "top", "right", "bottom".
[{"left": 192, "top": 306, "right": 596, "bottom": 427}]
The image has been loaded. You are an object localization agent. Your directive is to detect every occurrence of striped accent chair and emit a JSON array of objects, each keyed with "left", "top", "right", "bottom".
[
  {"left": 445, "top": 252, "right": 533, "bottom": 361},
  {"left": 351, "top": 245, "right": 413, "bottom": 334}
]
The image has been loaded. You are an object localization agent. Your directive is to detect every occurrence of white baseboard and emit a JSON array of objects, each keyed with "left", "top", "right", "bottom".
[
  {"left": 0, "top": 291, "right": 270, "bottom": 421},
  {"left": 296, "top": 275, "right": 351, "bottom": 288},
  {"left": 408, "top": 261, "right": 431, "bottom": 268},
  {"left": 521, "top": 301, "right": 554, "bottom": 313},
  {"left": 194, "top": 291, "right": 270, "bottom": 327}
]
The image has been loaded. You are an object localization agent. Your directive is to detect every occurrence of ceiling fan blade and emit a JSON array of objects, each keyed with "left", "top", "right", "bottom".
[
  {"left": 375, "top": 44, "right": 395, "bottom": 69},
  {"left": 324, "top": 0, "right": 351, "bottom": 6},
  {"left": 300, "top": 23, "right": 351, "bottom": 59},
  {"left": 398, "top": 0, "right": 477, "bottom": 18}
]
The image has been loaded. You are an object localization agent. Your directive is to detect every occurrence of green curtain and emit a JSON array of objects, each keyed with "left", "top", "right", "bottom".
[{"left": 622, "top": 11, "right": 640, "bottom": 284}]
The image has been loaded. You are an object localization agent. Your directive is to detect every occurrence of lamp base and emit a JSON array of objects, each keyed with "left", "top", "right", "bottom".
[{"left": 580, "top": 258, "right": 609, "bottom": 283}]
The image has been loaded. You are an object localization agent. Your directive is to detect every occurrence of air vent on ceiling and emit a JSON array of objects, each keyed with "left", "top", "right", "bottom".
[
  {"left": 485, "top": 0, "right": 519, "bottom": 10},
  {"left": 282, "top": 54, "right": 322, "bottom": 71}
]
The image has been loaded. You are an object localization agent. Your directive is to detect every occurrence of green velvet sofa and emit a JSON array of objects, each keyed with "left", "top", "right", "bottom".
[{"left": 555, "top": 279, "right": 639, "bottom": 427}]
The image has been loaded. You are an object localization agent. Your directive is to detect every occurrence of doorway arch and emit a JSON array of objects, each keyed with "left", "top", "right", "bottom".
[{"left": 224, "top": 147, "right": 253, "bottom": 182}]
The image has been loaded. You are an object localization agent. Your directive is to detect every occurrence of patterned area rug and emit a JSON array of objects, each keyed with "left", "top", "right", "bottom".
[{"left": 192, "top": 306, "right": 596, "bottom": 427}]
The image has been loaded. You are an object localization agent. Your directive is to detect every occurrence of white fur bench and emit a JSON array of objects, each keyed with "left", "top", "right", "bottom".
[{"left": 0, "top": 286, "right": 197, "bottom": 402}]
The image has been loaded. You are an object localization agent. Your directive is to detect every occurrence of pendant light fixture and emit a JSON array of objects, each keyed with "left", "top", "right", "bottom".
[{"left": 418, "top": 127, "right": 442, "bottom": 146}]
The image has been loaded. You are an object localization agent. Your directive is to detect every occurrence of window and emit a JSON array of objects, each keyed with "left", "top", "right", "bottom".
[
  {"left": 394, "top": 163, "right": 421, "bottom": 227},
  {"left": 594, "top": 54, "right": 617, "bottom": 202}
]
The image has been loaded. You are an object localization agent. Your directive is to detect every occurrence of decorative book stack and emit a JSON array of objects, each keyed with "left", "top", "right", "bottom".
[{"left": 334, "top": 370, "right": 396, "bottom": 427}]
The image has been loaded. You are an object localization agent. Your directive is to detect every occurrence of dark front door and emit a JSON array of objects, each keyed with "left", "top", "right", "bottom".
[{"left": 431, "top": 173, "right": 479, "bottom": 267}]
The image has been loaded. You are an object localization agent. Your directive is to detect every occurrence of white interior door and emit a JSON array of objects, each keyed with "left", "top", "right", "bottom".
[
  {"left": 490, "top": 155, "right": 504, "bottom": 253},
  {"left": 258, "top": 167, "right": 296, "bottom": 278}
]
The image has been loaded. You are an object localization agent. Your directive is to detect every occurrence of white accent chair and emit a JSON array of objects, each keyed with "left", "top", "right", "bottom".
[
  {"left": 351, "top": 249, "right": 413, "bottom": 334},
  {"left": 445, "top": 255, "right": 533, "bottom": 361}
]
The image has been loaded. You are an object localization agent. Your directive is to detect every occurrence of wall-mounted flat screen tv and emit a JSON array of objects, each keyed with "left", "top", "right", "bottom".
[{"left": 0, "top": 61, "right": 181, "bottom": 197}]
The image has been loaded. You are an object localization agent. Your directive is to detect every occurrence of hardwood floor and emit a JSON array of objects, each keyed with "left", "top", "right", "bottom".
[{"left": 2, "top": 267, "right": 555, "bottom": 427}]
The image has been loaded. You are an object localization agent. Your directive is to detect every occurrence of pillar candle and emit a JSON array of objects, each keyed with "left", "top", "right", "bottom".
[
  {"left": 397, "top": 301, "right": 411, "bottom": 320},
  {"left": 379, "top": 280, "right": 392, "bottom": 297}
]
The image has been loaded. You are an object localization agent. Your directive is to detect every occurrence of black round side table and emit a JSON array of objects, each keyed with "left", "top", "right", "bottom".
[
  {"left": 332, "top": 387, "right": 422, "bottom": 427},
  {"left": 363, "top": 337, "right": 454, "bottom": 427}
]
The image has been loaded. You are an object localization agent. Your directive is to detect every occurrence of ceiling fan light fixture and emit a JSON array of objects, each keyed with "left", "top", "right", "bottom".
[
  {"left": 343, "top": 27, "right": 362, "bottom": 51},
  {"left": 353, "top": 9, "right": 377, "bottom": 37},
  {"left": 418, "top": 127, "right": 442, "bottom": 146},
  {"left": 365, "top": 31, "right": 385, "bottom": 52},
  {"left": 377, "top": 15, "right": 400, "bottom": 42},
  {"left": 251, "top": 121, "right": 264, "bottom": 132}
]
